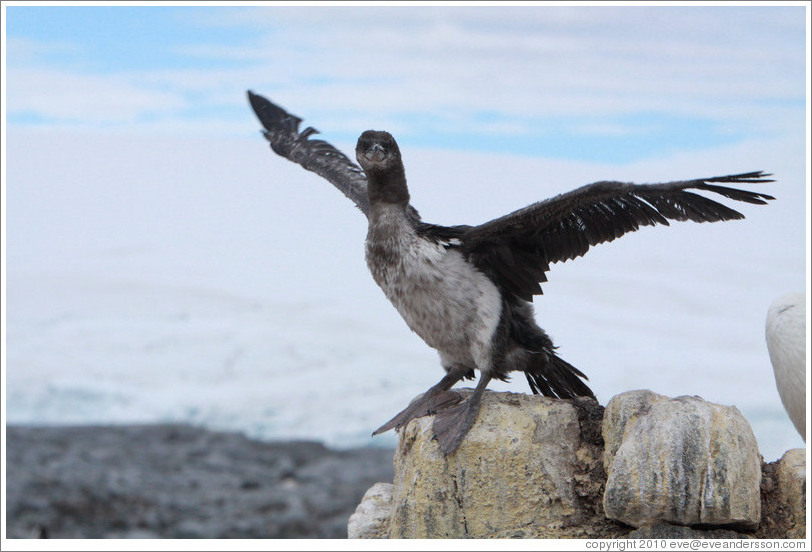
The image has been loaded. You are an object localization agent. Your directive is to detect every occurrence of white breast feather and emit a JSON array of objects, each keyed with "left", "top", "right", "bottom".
[
  {"left": 365, "top": 206, "right": 502, "bottom": 372},
  {"left": 765, "top": 292, "right": 807, "bottom": 441}
]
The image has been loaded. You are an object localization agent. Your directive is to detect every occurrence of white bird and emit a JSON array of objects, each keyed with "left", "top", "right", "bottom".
[{"left": 765, "top": 293, "right": 807, "bottom": 441}]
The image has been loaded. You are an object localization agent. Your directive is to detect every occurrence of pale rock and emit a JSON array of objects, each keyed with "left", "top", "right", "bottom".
[
  {"left": 603, "top": 391, "right": 761, "bottom": 529},
  {"left": 776, "top": 448, "right": 806, "bottom": 539},
  {"left": 602, "top": 389, "right": 668, "bottom": 473},
  {"left": 350, "top": 389, "right": 798, "bottom": 539},
  {"left": 347, "top": 482, "right": 394, "bottom": 539},
  {"left": 388, "top": 390, "right": 614, "bottom": 539}
]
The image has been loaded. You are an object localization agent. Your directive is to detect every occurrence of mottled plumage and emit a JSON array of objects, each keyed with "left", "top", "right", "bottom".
[{"left": 247, "top": 91, "right": 775, "bottom": 454}]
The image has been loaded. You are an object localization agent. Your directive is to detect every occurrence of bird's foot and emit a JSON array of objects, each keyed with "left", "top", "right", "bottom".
[
  {"left": 432, "top": 396, "right": 483, "bottom": 455},
  {"left": 372, "top": 389, "right": 463, "bottom": 436}
]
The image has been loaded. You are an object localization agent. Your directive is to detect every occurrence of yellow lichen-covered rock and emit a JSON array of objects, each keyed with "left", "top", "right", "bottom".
[
  {"left": 776, "top": 448, "right": 806, "bottom": 539},
  {"left": 603, "top": 392, "right": 762, "bottom": 529},
  {"left": 388, "top": 390, "right": 613, "bottom": 539}
]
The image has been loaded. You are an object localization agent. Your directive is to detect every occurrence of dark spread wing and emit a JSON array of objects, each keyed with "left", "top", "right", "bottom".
[
  {"left": 247, "top": 90, "right": 371, "bottom": 217},
  {"left": 460, "top": 172, "right": 775, "bottom": 301},
  {"left": 247, "top": 91, "right": 775, "bottom": 301}
]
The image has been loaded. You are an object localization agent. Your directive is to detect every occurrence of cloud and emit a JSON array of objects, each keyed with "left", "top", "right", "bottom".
[
  {"left": 7, "top": 67, "right": 187, "bottom": 125},
  {"left": 3, "top": 5, "right": 805, "bottom": 162},
  {"left": 196, "top": 5, "right": 807, "bottom": 141}
]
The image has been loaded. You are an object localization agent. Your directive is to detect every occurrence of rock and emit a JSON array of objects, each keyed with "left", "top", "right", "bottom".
[
  {"left": 387, "top": 390, "right": 623, "bottom": 539},
  {"left": 626, "top": 522, "right": 751, "bottom": 539},
  {"left": 5, "top": 424, "right": 395, "bottom": 538},
  {"left": 602, "top": 389, "right": 668, "bottom": 473},
  {"left": 348, "top": 482, "right": 394, "bottom": 538},
  {"left": 352, "top": 389, "right": 801, "bottom": 539},
  {"left": 602, "top": 391, "right": 762, "bottom": 530},
  {"left": 776, "top": 449, "right": 806, "bottom": 539}
]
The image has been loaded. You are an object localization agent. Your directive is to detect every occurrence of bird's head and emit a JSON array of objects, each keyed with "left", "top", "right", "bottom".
[
  {"left": 356, "top": 130, "right": 402, "bottom": 171},
  {"left": 356, "top": 130, "right": 409, "bottom": 206}
]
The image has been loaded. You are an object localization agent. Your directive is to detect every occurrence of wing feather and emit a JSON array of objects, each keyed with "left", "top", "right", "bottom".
[
  {"left": 247, "top": 90, "right": 371, "bottom": 217},
  {"left": 461, "top": 173, "right": 774, "bottom": 300},
  {"left": 247, "top": 93, "right": 775, "bottom": 303}
]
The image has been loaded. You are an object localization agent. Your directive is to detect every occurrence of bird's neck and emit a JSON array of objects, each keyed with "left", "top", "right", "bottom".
[{"left": 366, "top": 164, "right": 410, "bottom": 207}]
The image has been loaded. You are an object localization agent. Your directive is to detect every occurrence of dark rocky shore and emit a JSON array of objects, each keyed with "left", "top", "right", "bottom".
[{"left": 5, "top": 424, "right": 395, "bottom": 539}]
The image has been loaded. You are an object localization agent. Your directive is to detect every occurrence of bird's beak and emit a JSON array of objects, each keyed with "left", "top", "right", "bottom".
[{"left": 364, "top": 143, "right": 386, "bottom": 163}]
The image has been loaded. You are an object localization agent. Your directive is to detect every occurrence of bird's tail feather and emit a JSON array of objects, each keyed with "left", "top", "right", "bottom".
[{"left": 525, "top": 351, "right": 596, "bottom": 400}]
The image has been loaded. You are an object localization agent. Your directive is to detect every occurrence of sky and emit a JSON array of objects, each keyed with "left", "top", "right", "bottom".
[
  {"left": 2, "top": 2, "right": 810, "bottom": 462},
  {"left": 2, "top": 3, "right": 807, "bottom": 162}
]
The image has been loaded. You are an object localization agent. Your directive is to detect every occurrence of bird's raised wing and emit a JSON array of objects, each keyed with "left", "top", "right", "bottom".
[
  {"left": 459, "top": 173, "right": 775, "bottom": 301},
  {"left": 247, "top": 90, "right": 371, "bottom": 217}
]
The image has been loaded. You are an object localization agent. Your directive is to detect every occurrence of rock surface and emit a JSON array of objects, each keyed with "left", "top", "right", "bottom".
[
  {"left": 775, "top": 448, "right": 807, "bottom": 539},
  {"left": 626, "top": 522, "right": 751, "bottom": 539},
  {"left": 387, "top": 390, "right": 623, "bottom": 538},
  {"left": 602, "top": 391, "right": 762, "bottom": 530},
  {"left": 347, "top": 482, "right": 394, "bottom": 539},
  {"left": 353, "top": 389, "right": 800, "bottom": 539},
  {"left": 602, "top": 389, "right": 668, "bottom": 473},
  {"left": 5, "top": 424, "right": 394, "bottom": 539}
]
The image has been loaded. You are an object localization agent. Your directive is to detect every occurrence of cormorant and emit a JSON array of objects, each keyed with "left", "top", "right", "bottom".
[{"left": 247, "top": 91, "right": 774, "bottom": 454}]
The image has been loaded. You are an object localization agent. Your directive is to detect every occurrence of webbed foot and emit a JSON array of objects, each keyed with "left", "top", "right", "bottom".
[
  {"left": 432, "top": 394, "right": 484, "bottom": 455},
  {"left": 432, "top": 373, "right": 492, "bottom": 455},
  {"left": 372, "top": 389, "right": 462, "bottom": 435}
]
